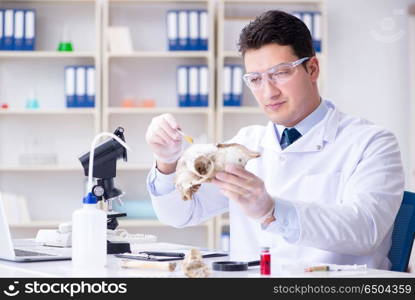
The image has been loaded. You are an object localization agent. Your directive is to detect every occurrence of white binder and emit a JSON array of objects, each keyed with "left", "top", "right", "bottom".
[
  {"left": 313, "top": 12, "right": 322, "bottom": 52},
  {"left": 178, "top": 10, "right": 189, "bottom": 50},
  {"left": 24, "top": 10, "right": 35, "bottom": 50},
  {"left": 0, "top": 10, "right": 4, "bottom": 50},
  {"left": 199, "top": 10, "right": 208, "bottom": 50},
  {"left": 302, "top": 12, "right": 312, "bottom": 34},
  {"left": 65, "top": 66, "right": 76, "bottom": 108},
  {"left": 75, "top": 66, "right": 87, "bottom": 108},
  {"left": 167, "top": 10, "right": 178, "bottom": 51},
  {"left": 86, "top": 66, "right": 95, "bottom": 108},
  {"left": 223, "top": 65, "right": 232, "bottom": 106},
  {"left": 13, "top": 10, "right": 24, "bottom": 50},
  {"left": 4, "top": 9, "right": 14, "bottom": 50},
  {"left": 188, "top": 66, "right": 199, "bottom": 106},
  {"left": 189, "top": 10, "right": 198, "bottom": 50},
  {"left": 199, "top": 65, "right": 209, "bottom": 107},
  {"left": 232, "top": 66, "right": 243, "bottom": 106},
  {"left": 177, "top": 66, "right": 188, "bottom": 107}
]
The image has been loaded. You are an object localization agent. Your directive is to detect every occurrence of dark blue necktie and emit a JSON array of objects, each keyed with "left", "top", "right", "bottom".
[{"left": 280, "top": 128, "right": 302, "bottom": 150}]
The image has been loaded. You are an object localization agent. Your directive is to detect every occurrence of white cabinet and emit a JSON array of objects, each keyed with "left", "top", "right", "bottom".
[
  {"left": 0, "top": 0, "right": 101, "bottom": 235},
  {"left": 102, "top": 0, "right": 215, "bottom": 248}
]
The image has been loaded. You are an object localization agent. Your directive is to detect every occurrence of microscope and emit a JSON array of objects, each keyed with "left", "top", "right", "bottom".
[{"left": 79, "top": 127, "right": 131, "bottom": 254}]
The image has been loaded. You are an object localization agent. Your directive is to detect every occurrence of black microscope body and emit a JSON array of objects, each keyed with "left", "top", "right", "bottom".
[{"left": 79, "top": 127, "right": 131, "bottom": 254}]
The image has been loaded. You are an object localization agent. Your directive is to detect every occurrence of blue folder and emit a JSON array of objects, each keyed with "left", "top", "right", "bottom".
[
  {"left": 85, "top": 66, "right": 95, "bottom": 108},
  {"left": 3, "top": 9, "right": 14, "bottom": 51},
  {"left": 65, "top": 66, "right": 76, "bottom": 108},
  {"left": 199, "top": 65, "right": 209, "bottom": 107},
  {"left": 178, "top": 10, "right": 189, "bottom": 51},
  {"left": 0, "top": 10, "right": 4, "bottom": 50},
  {"left": 75, "top": 66, "right": 87, "bottom": 107},
  {"left": 199, "top": 10, "right": 208, "bottom": 50},
  {"left": 13, "top": 9, "right": 25, "bottom": 51},
  {"left": 23, "top": 10, "right": 35, "bottom": 51},
  {"left": 177, "top": 65, "right": 189, "bottom": 107},
  {"left": 167, "top": 10, "right": 178, "bottom": 51}
]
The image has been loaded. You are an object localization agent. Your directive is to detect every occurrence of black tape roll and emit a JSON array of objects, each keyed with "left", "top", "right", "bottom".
[{"left": 212, "top": 261, "right": 249, "bottom": 271}]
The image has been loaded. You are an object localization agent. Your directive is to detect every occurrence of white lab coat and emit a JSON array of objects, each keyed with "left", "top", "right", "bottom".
[{"left": 147, "top": 100, "right": 405, "bottom": 269}]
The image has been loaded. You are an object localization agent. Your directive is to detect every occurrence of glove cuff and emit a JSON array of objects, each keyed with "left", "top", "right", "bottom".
[
  {"left": 258, "top": 203, "right": 276, "bottom": 225},
  {"left": 153, "top": 150, "right": 183, "bottom": 164}
]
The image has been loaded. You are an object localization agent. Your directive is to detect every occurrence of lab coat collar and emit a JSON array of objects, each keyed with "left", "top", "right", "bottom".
[{"left": 260, "top": 100, "right": 340, "bottom": 153}]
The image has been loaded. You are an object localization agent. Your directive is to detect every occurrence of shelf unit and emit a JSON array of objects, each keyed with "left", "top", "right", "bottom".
[
  {"left": 101, "top": 0, "right": 216, "bottom": 248},
  {"left": 0, "top": 0, "right": 328, "bottom": 250},
  {"left": 0, "top": 0, "right": 102, "bottom": 238},
  {"left": 215, "top": 0, "right": 327, "bottom": 248}
]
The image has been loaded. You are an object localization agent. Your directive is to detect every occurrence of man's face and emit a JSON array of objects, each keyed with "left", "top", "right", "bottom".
[{"left": 244, "top": 43, "right": 320, "bottom": 127}]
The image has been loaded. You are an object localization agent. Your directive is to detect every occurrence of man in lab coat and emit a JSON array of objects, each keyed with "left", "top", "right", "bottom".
[{"left": 145, "top": 10, "right": 404, "bottom": 269}]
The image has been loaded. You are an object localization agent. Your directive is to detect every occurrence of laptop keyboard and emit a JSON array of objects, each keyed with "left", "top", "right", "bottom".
[{"left": 14, "top": 249, "right": 55, "bottom": 257}]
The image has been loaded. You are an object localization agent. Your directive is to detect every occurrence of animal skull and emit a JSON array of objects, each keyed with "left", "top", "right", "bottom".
[{"left": 175, "top": 143, "right": 261, "bottom": 200}]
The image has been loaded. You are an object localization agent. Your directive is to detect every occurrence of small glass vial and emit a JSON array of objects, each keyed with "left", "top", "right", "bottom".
[{"left": 260, "top": 246, "right": 271, "bottom": 275}]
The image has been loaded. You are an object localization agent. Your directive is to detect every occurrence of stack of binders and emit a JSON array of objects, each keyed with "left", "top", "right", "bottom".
[
  {"left": 292, "top": 11, "right": 322, "bottom": 53},
  {"left": 65, "top": 66, "right": 96, "bottom": 108},
  {"left": 167, "top": 10, "right": 208, "bottom": 51},
  {"left": 0, "top": 9, "right": 36, "bottom": 51},
  {"left": 223, "top": 64, "right": 243, "bottom": 107},
  {"left": 177, "top": 65, "right": 209, "bottom": 107}
]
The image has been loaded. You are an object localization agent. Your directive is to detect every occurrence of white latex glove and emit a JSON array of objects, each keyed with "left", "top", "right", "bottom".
[
  {"left": 145, "top": 113, "right": 183, "bottom": 164},
  {"left": 211, "top": 164, "right": 275, "bottom": 222}
]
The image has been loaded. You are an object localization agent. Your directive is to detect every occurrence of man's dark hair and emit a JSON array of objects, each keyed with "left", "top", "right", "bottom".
[{"left": 238, "top": 10, "right": 315, "bottom": 59}]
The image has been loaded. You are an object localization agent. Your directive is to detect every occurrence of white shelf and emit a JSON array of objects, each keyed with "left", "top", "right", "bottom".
[
  {"left": 223, "top": 0, "right": 322, "bottom": 4},
  {"left": 10, "top": 219, "right": 210, "bottom": 229},
  {"left": 109, "top": 0, "right": 210, "bottom": 3},
  {"left": 0, "top": 165, "right": 82, "bottom": 172},
  {"left": 0, "top": 109, "right": 97, "bottom": 115},
  {"left": 0, "top": 51, "right": 96, "bottom": 59},
  {"left": 9, "top": 219, "right": 158, "bottom": 229},
  {"left": 118, "top": 164, "right": 152, "bottom": 171},
  {"left": 221, "top": 219, "right": 230, "bottom": 226},
  {"left": 223, "top": 51, "right": 242, "bottom": 58},
  {"left": 119, "top": 219, "right": 211, "bottom": 227},
  {"left": 222, "top": 50, "right": 325, "bottom": 60},
  {"left": 220, "top": 106, "right": 262, "bottom": 114},
  {"left": 107, "top": 51, "right": 210, "bottom": 59},
  {"left": 10, "top": 220, "right": 64, "bottom": 228},
  {"left": 2, "top": 0, "right": 96, "bottom": 3},
  {"left": 0, "top": 163, "right": 152, "bottom": 172},
  {"left": 106, "top": 107, "right": 212, "bottom": 115}
]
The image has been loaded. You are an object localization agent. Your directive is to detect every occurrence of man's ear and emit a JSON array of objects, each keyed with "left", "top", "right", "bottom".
[{"left": 307, "top": 56, "right": 320, "bottom": 83}]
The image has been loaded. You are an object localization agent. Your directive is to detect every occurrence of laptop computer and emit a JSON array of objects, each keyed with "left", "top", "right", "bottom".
[{"left": 0, "top": 193, "right": 71, "bottom": 262}]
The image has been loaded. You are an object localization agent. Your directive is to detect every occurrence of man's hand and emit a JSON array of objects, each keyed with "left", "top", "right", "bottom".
[
  {"left": 145, "top": 114, "right": 183, "bottom": 174},
  {"left": 211, "top": 164, "right": 275, "bottom": 222}
]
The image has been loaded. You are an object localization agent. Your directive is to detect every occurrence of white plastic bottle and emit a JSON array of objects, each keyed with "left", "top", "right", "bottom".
[{"left": 72, "top": 192, "right": 107, "bottom": 269}]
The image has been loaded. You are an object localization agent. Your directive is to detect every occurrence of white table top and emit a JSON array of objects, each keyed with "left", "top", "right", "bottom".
[{"left": 0, "top": 242, "right": 414, "bottom": 278}]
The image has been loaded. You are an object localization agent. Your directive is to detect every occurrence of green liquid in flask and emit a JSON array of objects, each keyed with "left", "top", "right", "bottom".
[{"left": 57, "top": 42, "right": 73, "bottom": 51}]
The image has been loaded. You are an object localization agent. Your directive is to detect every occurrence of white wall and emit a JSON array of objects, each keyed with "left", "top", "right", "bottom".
[{"left": 325, "top": 0, "right": 413, "bottom": 188}]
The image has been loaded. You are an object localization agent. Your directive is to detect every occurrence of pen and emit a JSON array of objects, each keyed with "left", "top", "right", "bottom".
[
  {"left": 330, "top": 264, "right": 367, "bottom": 271},
  {"left": 305, "top": 264, "right": 367, "bottom": 272},
  {"left": 138, "top": 251, "right": 185, "bottom": 258},
  {"left": 304, "top": 265, "right": 329, "bottom": 272}
]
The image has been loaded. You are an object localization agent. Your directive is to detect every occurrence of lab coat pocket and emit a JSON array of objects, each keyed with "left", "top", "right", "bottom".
[{"left": 300, "top": 172, "right": 342, "bottom": 204}]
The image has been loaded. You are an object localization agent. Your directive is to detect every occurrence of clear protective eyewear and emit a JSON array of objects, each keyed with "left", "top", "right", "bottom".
[{"left": 243, "top": 57, "right": 310, "bottom": 90}]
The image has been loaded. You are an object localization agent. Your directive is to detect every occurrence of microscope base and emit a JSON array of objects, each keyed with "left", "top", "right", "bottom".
[{"left": 107, "top": 240, "right": 131, "bottom": 254}]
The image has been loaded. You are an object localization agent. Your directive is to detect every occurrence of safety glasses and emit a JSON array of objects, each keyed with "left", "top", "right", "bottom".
[{"left": 242, "top": 57, "right": 310, "bottom": 90}]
